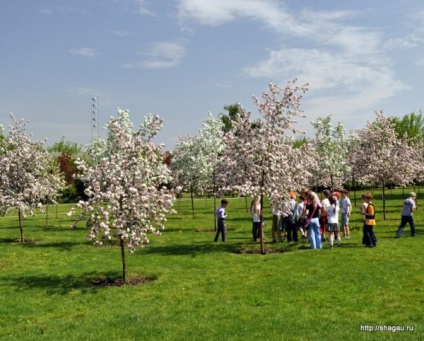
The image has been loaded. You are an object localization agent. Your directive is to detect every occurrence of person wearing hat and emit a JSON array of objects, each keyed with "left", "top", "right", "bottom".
[{"left": 395, "top": 192, "right": 417, "bottom": 238}]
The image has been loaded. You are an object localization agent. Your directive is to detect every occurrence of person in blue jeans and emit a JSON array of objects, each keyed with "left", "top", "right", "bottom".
[
  {"left": 395, "top": 192, "right": 417, "bottom": 238},
  {"left": 306, "top": 193, "right": 322, "bottom": 249}
]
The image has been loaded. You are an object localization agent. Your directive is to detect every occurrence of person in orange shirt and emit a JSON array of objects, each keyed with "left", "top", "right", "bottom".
[{"left": 361, "top": 192, "right": 377, "bottom": 248}]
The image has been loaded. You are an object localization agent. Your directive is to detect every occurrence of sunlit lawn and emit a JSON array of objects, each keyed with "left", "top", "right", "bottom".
[{"left": 0, "top": 188, "right": 423, "bottom": 340}]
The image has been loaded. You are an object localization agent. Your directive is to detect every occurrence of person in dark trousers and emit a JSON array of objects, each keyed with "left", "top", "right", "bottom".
[
  {"left": 283, "top": 192, "right": 298, "bottom": 243},
  {"left": 361, "top": 193, "right": 377, "bottom": 248},
  {"left": 214, "top": 199, "right": 229, "bottom": 242},
  {"left": 251, "top": 196, "right": 262, "bottom": 242},
  {"left": 395, "top": 192, "right": 417, "bottom": 238}
]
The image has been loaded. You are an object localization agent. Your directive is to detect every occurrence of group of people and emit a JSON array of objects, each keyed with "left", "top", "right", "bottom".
[
  {"left": 213, "top": 189, "right": 417, "bottom": 248},
  {"left": 267, "top": 188, "right": 356, "bottom": 249}
]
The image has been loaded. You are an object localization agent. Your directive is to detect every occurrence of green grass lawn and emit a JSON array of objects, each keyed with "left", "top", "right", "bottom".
[{"left": 0, "top": 188, "right": 423, "bottom": 340}]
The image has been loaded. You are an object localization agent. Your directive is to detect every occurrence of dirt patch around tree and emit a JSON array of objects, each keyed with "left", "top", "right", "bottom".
[{"left": 90, "top": 274, "right": 157, "bottom": 287}]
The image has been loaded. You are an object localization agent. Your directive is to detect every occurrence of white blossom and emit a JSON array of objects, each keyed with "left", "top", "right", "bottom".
[{"left": 70, "top": 108, "right": 175, "bottom": 281}]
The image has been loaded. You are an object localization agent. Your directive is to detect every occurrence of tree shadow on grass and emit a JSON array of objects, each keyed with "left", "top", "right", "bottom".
[
  {"left": 0, "top": 237, "right": 20, "bottom": 243},
  {"left": 0, "top": 270, "right": 155, "bottom": 294},
  {"left": 0, "top": 238, "right": 88, "bottom": 251},
  {"left": 22, "top": 241, "right": 88, "bottom": 251},
  {"left": 141, "top": 240, "right": 246, "bottom": 256},
  {"left": 42, "top": 225, "right": 87, "bottom": 232},
  {"left": 0, "top": 225, "right": 20, "bottom": 230},
  {"left": 0, "top": 271, "right": 121, "bottom": 295},
  {"left": 163, "top": 227, "right": 200, "bottom": 233}
]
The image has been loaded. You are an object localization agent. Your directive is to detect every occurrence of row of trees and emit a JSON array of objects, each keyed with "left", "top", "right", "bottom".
[
  {"left": 170, "top": 81, "right": 424, "bottom": 252},
  {"left": 0, "top": 110, "right": 175, "bottom": 282},
  {"left": 172, "top": 82, "right": 424, "bottom": 213},
  {"left": 1, "top": 79, "right": 424, "bottom": 276}
]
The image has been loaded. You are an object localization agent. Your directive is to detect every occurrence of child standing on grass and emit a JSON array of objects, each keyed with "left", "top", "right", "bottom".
[
  {"left": 339, "top": 190, "right": 351, "bottom": 238},
  {"left": 361, "top": 193, "right": 377, "bottom": 248},
  {"left": 320, "top": 189, "right": 331, "bottom": 242},
  {"left": 395, "top": 192, "right": 417, "bottom": 238},
  {"left": 214, "top": 199, "right": 228, "bottom": 242},
  {"left": 326, "top": 195, "right": 341, "bottom": 248},
  {"left": 359, "top": 193, "right": 368, "bottom": 216},
  {"left": 251, "top": 196, "right": 262, "bottom": 242}
]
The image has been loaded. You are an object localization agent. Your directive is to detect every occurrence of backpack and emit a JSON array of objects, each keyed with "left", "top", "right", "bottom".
[{"left": 288, "top": 202, "right": 298, "bottom": 224}]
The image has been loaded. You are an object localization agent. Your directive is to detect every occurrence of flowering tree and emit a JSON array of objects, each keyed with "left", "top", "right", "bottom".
[
  {"left": 172, "top": 113, "right": 224, "bottom": 222},
  {"left": 217, "top": 80, "right": 316, "bottom": 253},
  {"left": 197, "top": 113, "right": 225, "bottom": 228},
  {"left": 69, "top": 109, "right": 175, "bottom": 282},
  {"left": 172, "top": 134, "right": 202, "bottom": 217},
  {"left": 197, "top": 113, "right": 225, "bottom": 190},
  {"left": 348, "top": 111, "right": 420, "bottom": 219},
  {"left": 311, "top": 115, "right": 351, "bottom": 190},
  {"left": 0, "top": 114, "right": 64, "bottom": 242}
]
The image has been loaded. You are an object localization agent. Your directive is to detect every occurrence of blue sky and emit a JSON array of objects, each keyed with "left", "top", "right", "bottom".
[{"left": 1, "top": 0, "right": 424, "bottom": 150}]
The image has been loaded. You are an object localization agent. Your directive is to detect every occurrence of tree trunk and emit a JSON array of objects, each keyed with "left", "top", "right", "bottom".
[
  {"left": 190, "top": 187, "right": 195, "bottom": 218},
  {"left": 259, "top": 193, "right": 265, "bottom": 255},
  {"left": 382, "top": 181, "right": 386, "bottom": 220},
  {"left": 213, "top": 196, "right": 217, "bottom": 232},
  {"left": 120, "top": 238, "right": 126, "bottom": 283},
  {"left": 213, "top": 172, "right": 217, "bottom": 232},
  {"left": 46, "top": 203, "right": 49, "bottom": 228},
  {"left": 352, "top": 174, "right": 357, "bottom": 207},
  {"left": 18, "top": 210, "right": 24, "bottom": 243}
]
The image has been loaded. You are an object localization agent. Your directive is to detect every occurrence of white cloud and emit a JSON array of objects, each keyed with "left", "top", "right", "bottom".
[
  {"left": 69, "top": 47, "right": 98, "bottom": 58},
  {"left": 176, "top": 0, "right": 414, "bottom": 123},
  {"left": 176, "top": 0, "right": 285, "bottom": 27},
  {"left": 137, "top": 0, "right": 155, "bottom": 16},
  {"left": 244, "top": 48, "right": 400, "bottom": 91},
  {"left": 124, "top": 41, "right": 186, "bottom": 69}
]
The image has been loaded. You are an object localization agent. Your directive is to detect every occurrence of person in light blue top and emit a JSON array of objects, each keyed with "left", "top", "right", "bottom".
[
  {"left": 214, "top": 199, "right": 229, "bottom": 242},
  {"left": 339, "top": 190, "right": 351, "bottom": 239},
  {"left": 395, "top": 192, "right": 417, "bottom": 238}
]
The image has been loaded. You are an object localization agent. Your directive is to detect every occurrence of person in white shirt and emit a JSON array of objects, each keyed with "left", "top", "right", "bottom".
[
  {"left": 395, "top": 192, "right": 417, "bottom": 238},
  {"left": 251, "top": 196, "right": 262, "bottom": 242},
  {"left": 339, "top": 190, "right": 352, "bottom": 238},
  {"left": 214, "top": 199, "right": 228, "bottom": 242},
  {"left": 320, "top": 189, "right": 331, "bottom": 242},
  {"left": 326, "top": 195, "right": 341, "bottom": 248}
]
